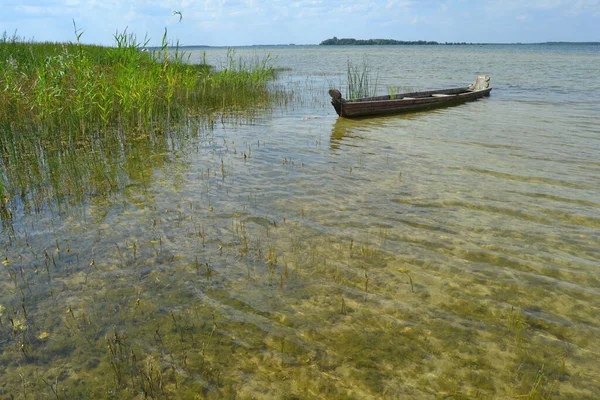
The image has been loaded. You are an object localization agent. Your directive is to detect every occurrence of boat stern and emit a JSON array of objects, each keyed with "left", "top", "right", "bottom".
[{"left": 468, "top": 75, "right": 491, "bottom": 91}]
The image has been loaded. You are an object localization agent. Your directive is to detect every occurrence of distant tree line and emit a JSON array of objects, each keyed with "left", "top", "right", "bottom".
[
  {"left": 320, "top": 37, "right": 477, "bottom": 45},
  {"left": 320, "top": 37, "right": 439, "bottom": 45}
]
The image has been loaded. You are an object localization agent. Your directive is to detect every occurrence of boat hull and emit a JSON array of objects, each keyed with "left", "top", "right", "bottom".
[{"left": 329, "top": 76, "right": 492, "bottom": 118}]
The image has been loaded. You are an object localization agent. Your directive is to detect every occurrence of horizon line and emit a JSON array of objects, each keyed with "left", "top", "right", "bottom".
[{"left": 149, "top": 41, "right": 600, "bottom": 48}]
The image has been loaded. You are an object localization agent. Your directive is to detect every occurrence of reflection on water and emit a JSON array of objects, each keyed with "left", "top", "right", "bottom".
[
  {"left": 1, "top": 44, "right": 600, "bottom": 398},
  {"left": 330, "top": 118, "right": 367, "bottom": 149},
  {"left": 330, "top": 109, "right": 442, "bottom": 149}
]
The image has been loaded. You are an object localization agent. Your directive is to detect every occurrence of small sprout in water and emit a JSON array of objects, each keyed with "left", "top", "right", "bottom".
[
  {"left": 399, "top": 268, "right": 414, "bottom": 293},
  {"left": 39, "top": 331, "right": 50, "bottom": 340},
  {"left": 90, "top": 249, "right": 96, "bottom": 267},
  {"left": 2, "top": 257, "right": 8, "bottom": 265},
  {"left": 211, "top": 312, "right": 218, "bottom": 336},
  {"left": 209, "top": 206, "right": 214, "bottom": 212},
  {"left": 206, "top": 263, "right": 212, "bottom": 280}
]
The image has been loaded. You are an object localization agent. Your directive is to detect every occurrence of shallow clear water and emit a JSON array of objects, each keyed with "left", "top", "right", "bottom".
[{"left": 1, "top": 44, "right": 599, "bottom": 398}]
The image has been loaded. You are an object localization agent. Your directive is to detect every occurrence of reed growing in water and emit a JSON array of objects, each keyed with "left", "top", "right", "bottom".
[
  {"left": 346, "top": 58, "right": 378, "bottom": 99},
  {"left": 0, "top": 29, "right": 278, "bottom": 137},
  {"left": 0, "top": 29, "right": 283, "bottom": 214}
]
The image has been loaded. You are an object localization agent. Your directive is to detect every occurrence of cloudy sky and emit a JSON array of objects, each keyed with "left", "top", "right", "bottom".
[{"left": 1, "top": 0, "right": 599, "bottom": 46}]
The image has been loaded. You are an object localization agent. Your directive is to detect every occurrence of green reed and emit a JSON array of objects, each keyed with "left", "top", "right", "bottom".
[
  {"left": 346, "top": 58, "right": 378, "bottom": 99},
  {"left": 0, "top": 29, "right": 278, "bottom": 137},
  {"left": 0, "top": 29, "right": 284, "bottom": 218}
]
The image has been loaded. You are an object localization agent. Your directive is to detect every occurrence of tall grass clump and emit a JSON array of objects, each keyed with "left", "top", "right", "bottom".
[
  {"left": 200, "top": 49, "right": 277, "bottom": 110},
  {"left": 346, "top": 58, "right": 378, "bottom": 99},
  {"left": 0, "top": 27, "right": 282, "bottom": 216},
  {"left": 0, "top": 28, "right": 278, "bottom": 139}
]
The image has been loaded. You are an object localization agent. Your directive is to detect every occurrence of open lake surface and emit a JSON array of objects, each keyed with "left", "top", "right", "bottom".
[{"left": 1, "top": 44, "right": 599, "bottom": 398}]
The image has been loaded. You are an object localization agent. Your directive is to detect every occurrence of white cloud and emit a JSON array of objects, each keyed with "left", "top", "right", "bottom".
[
  {"left": 385, "top": 0, "right": 412, "bottom": 9},
  {"left": 568, "top": 0, "right": 600, "bottom": 16},
  {"left": 485, "top": 0, "right": 600, "bottom": 15}
]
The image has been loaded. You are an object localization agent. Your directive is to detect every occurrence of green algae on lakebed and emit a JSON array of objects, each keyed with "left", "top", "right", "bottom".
[{"left": 1, "top": 148, "right": 597, "bottom": 398}]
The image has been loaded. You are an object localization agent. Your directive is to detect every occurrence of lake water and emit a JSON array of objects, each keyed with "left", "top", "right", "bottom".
[{"left": 1, "top": 44, "right": 599, "bottom": 398}]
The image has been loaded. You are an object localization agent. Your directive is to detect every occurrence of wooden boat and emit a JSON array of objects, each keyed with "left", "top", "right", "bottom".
[{"left": 329, "top": 75, "right": 491, "bottom": 118}]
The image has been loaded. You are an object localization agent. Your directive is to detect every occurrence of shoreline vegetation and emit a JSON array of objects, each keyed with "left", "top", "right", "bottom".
[
  {"left": 0, "top": 28, "right": 286, "bottom": 214},
  {"left": 1, "top": 29, "right": 280, "bottom": 136}
]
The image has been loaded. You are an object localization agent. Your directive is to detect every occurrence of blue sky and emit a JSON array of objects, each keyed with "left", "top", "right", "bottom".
[{"left": 1, "top": 0, "right": 599, "bottom": 46}]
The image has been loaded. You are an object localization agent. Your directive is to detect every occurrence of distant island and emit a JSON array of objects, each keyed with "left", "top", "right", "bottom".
[{"left": 320, "top": 37, "right": 440, "bottom": 45}]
